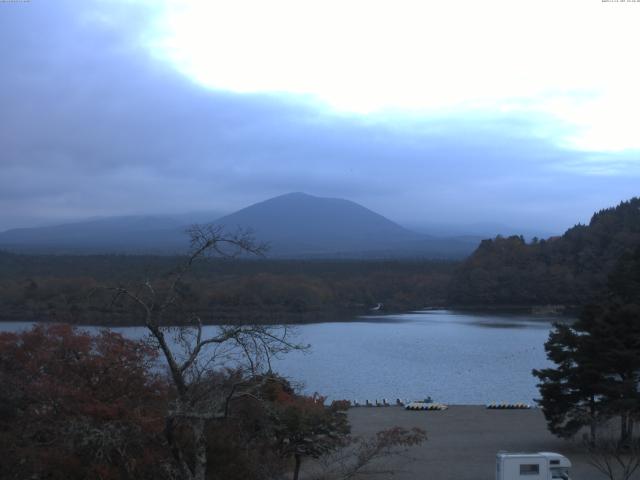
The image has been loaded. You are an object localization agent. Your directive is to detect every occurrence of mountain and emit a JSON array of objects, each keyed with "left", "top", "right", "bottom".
[
  {"left": 214, "top": 193, "right": 413, "bottom": 255},
  {"left": 447, "top": 197, "right": 640, "bottom": 307},
  {"left": 0, "top": 193, "right": 480, "bottom": 258},
  {"left": 212, "top": 192, "right": 478, "bottom": 258},
  {"left": 0, "top": 212, "right": 222, "bottom": 254}
]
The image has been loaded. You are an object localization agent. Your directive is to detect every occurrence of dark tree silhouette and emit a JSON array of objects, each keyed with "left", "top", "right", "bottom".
[
  {"left": 534, "top": 246, "right": 640, "bottom": 444},
  {"left": 450, "top": 197, "right": 640, "bottom": 307}
]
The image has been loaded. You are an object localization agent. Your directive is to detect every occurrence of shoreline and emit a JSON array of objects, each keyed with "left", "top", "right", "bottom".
[{"left": 0, "top": 304, "right": 573, "bottom": 328}]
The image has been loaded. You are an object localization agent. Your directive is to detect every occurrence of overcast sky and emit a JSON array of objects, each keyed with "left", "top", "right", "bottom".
[{"left": 1, "top": 0, "right": 639, "bottom": 233}]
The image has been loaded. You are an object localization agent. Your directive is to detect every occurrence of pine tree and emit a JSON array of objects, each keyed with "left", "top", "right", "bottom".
[
  {"left": 533, "top": 321, "right": 605, "bottom": 441},
  {"left": 534, "top": 246, "right": 640, "bottom": 443}
]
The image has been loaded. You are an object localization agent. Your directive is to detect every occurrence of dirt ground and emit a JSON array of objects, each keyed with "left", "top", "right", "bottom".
[{"left": 342, "top": 405, "right": 625, "bottom": 480}]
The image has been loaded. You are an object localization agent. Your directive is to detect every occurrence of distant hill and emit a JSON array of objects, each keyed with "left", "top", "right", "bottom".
[
  {"left": 0, "top": 193, "right": 479, "bottom": 258},
  {"left": 212, "top": 192, "right": 478, "bottom": 258},
  {"left": 405, "top": 220, "right": 556, "bottom": 241},
  {"left": 447, "top": 197, "right": 640, "bottom": 307},
  {"left": 212, "top": 193, "right": 418, "bottom": 256},
  {"left": 0, "top": 212, "right": 222, "bottom": 254}
]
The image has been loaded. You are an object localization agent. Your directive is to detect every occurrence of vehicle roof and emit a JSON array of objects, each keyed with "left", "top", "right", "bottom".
[{"left": 496, "top": 452, "right": 571, "bottom": 467}]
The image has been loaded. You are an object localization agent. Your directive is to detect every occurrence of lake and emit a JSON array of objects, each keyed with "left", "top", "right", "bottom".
[{"left": 0, "top": 309, "right": 561, "bottom": 404}]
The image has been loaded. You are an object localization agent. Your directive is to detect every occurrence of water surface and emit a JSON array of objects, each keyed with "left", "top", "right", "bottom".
[{"left": 0, "top": 310, "right": 561, "bottom": 404}]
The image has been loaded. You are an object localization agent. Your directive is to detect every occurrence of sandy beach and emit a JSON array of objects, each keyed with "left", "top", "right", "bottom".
[{"left": 345, "top": 405, "right": 613, "bottom": 480}]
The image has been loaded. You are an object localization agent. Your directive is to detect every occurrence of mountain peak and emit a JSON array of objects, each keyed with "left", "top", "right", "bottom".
[
  {"left": 213, "top": 193, "right": 422, "bottom": 256},
  {"left": 265, "top": 192, "right": 343, "bottom": 203},
  {"left": 278, "top": 192, "right": 314, "bottom": 198}
]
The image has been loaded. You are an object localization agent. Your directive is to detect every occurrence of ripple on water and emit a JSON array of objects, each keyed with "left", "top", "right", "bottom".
[{"left": 0, "top": 310, "right": 560, "bottom": 404}]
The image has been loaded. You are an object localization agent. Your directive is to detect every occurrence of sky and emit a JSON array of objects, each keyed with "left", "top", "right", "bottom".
[{"left": 0, "top": 0, "right": 639, "bottom": 234}]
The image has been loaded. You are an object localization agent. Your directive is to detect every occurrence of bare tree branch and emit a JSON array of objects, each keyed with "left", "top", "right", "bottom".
[
  {"left": 584, "top": 426, "right": 640, "bottom": 480},
  {"left": 109, "top": 224, "right": 304, "bottom": 480}
]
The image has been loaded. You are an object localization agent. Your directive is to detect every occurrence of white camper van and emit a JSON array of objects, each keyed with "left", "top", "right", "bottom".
[{"left": 496, "top": 452, "right": 571, "bottom": 480}]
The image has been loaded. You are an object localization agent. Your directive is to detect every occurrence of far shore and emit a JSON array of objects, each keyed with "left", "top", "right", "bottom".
[{"left": 0, "top": 304, "right": 576, "bottom": 328}]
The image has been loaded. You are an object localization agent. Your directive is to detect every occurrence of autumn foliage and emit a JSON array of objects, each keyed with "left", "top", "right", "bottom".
[
  {"left": 0, "top": 324, "right": 168, "bottom": 480},
  {"left": 0, "top": 325, "right": 426, "bottom": 480}
]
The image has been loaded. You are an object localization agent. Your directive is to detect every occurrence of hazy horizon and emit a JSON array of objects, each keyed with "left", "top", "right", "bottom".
[
  {"left": 0, "top": 191, "right": 560, "bottom": 239},
  {"left": 1, "top": 0, "right": 638, "bottom": 233}
]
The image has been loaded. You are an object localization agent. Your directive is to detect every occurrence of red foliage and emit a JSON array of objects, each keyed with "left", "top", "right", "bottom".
[{"left": 0, "top": 324, "right": 169, "bottom": 479}]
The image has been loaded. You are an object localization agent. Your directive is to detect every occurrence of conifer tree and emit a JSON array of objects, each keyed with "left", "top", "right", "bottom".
[
  {"left": 534, "top": 246, "right": 640, "bottom": 443},
  {"left": 533, "top": 320, "right": 605, "bottom": 441}
]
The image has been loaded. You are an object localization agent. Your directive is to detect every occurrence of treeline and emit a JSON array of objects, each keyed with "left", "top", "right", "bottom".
[
  {"left": 0, "top": 252, "right": 455, "bottom": 325},
  {"left": 448, "top": 197, "right": 640, "bottom": 308}
]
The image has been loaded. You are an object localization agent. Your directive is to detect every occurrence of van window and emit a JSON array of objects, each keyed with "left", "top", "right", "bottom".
[
  {"left": 551, "top": 467, "right": 569, "bottom": 479},
  {"left": 520, "top": 464, "right": 540, "bottom": 475}
]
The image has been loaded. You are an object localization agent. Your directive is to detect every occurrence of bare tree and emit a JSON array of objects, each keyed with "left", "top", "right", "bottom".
[
  {"left": 310, "top": 426, "right": 427, "bottom": 480},
  {"left": 584, "top": 426, "right": 640, "bottom": 480},
  {"left": 111, "top": 225, "right": 305, "bottom": 480}
]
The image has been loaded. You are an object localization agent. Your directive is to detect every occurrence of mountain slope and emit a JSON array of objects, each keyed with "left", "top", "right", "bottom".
[
  {"left": 214, "top": 192, "right": 424, "bottom": 255},
  {"left": 447, "top": 197, "right": 640, "bottom": 306},
  {"left": 0, "top": 213, "right": 220, "bottom": 254},
  {"left": 0, "top": 193, "right": 479, "bottom": 258}
]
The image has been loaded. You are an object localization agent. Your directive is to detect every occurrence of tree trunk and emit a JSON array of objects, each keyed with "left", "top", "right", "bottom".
[
  {"left": 293, "top": 454, "right": 302, "bottom": 480},
  {"left": 192, "top": 418, "right": 208, "bottom": 480},
  {"left": 164, "top": 414, "right": 208, "bottom": 480},
  {"left": 166, "top": 416, "right": 195, "bottom": 480},
  {"left": 619, "top": 413, "right": 634, "bottom": 445},
  {"left": 590, "top": 396, "right": 597, "bottom": 444}
]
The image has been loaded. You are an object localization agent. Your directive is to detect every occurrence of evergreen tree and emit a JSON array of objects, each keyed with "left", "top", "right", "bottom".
[
  {"left": 533, "top": 321, "right": 605, "bottom": 441},
  {"left": 534, "top": 246, "right": 640, "bottom": 443},
  {"left": 581, "top": 303, "right": 640, "bottom": 443}
]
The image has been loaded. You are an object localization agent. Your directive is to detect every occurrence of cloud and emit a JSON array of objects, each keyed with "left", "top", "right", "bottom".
[
  {"left": 154, "top": 0, "right": 640, "bottom": 152},
  {"left": 0, "top": 0, "right": 637, "bottom": 233}
]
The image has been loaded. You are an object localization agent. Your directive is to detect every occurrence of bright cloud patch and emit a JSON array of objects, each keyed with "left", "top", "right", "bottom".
[{"left": 150, "top": 0, "right": 640, "bottom": 153}]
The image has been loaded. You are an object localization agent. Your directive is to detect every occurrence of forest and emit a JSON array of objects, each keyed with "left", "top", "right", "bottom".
[
  {"left": 0, "top": 251, "right": 454, "bottom": 325},
  {"left": 447, "top": 198, "right": 640, "bottom": 309},
  {"left": 2, "top": 198, "right": 640, "bottom": 325}
]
